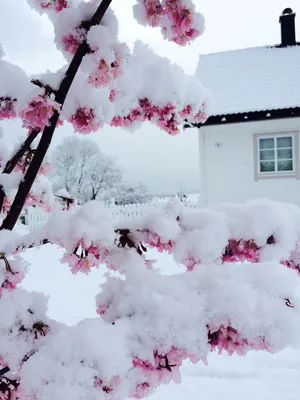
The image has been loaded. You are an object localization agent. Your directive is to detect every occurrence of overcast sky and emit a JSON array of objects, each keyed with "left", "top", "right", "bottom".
[{"left": 1, "top": 0, "right": 300, "bottom": 195}]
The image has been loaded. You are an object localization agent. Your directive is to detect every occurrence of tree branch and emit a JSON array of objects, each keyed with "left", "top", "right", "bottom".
[
  {"left": 0, "top": 366, "right": 10, "bottom": 376},
  {"left": 0, "top": 0, "right": 113, "bottom": 231},
  {"left": 0, "top": 129, "right": 40, "bottom": 212},
  {"left": 11, "top": 228, "right": 143, "bottom": 255}
]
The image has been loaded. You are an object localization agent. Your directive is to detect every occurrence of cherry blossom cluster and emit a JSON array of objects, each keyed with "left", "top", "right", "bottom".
[
  {"left": 208, "top": 325, "right": 269, "bottom": 356},
  {"left": 83, "top": 25, "right": 129, "bottom": 88},
  {"left": 86, "top": 43, "right": 128, "bottom": 88},
  {"left": 61, "top": 241, "right": 109, "bottom": 274},
  {"left": 54, "top": 3, "right": 120, "bottom": 60},
  {"left": 0, "top": 160, "right": 54, "bottom": 218},
  {"left": 132, "top": 349, "right": 184, "bottom": 395},
  {"left": 111, "top": 98, "right": 208, "bottom": 135},
  {"left": 27, "top": 0, "right": 69, "bottom": 17},
  {"left": 134, "top": 0, "right": 205, "bottom": 45},
  {"left": 40, "top": 0, "right": 68, "bottom": 12},
  {"left": 282, "top": 241, "right": 300, "bottom": 275},
  {"left": 68, "top": 106, "right": 103, "bottom": 133},
  {"left": 0, "top": 255, "right": 26, "bottom": 298},
  {"left": 0, "top": 97, "right": 16, "bottom": 120},
  {"left": 61, "top": 27, "right": 86, "bottom": 56},
  {"left": 19, "top": 96, "right": 61, "bottom": 133},
  {"left": 222, "top": 239, "right": 261, "bottom": 263},
  {"left": 1, "top": 18, "right": 210, "bottom": 138}
]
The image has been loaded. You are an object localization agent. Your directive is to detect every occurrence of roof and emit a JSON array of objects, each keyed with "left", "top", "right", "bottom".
[{"left": 196, "top": 45, "right": 300, "bottom": 117}]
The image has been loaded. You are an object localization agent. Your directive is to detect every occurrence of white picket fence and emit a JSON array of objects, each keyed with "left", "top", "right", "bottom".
[{"left": 20, "top": 195, "right": 199, "bottom": 232}]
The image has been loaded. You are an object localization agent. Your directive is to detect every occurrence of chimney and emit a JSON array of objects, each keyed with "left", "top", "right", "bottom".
[{"left": 279, "top": 8, "right": 296, "bottom": 46}]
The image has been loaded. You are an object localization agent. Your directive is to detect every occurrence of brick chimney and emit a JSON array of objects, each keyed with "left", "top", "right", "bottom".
[{"left": 279, "top": 8, "right": 296, "bottom": 46}]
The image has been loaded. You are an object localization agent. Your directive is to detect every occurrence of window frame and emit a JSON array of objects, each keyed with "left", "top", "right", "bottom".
[{"left": 253, "top": 130, "right": 299, "bottom": 180}]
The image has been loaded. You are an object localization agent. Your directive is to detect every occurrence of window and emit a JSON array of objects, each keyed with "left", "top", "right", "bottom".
[{"left": 255, "top": 132, "right": 298, "bottom": 179}]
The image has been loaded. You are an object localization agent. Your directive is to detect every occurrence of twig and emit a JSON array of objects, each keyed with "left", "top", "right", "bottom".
[
  {"left": 0, "top": 0, "right": 113, "bottom": 231},
  {"left": 31, "top": 79, "right": 56, "bottom": 96}
]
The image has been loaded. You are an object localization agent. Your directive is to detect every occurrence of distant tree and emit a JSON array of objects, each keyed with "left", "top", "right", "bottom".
[
  {"left": 101, "top": 181, "right": 150, "bottom": 205},
  {"left": 51, "top": 136, "right": 122, "bottom": 204}
]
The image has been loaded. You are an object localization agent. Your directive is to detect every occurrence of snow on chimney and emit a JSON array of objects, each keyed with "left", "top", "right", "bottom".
[{"left": 279, "top": 8, "right": 296, "bottom": 46}]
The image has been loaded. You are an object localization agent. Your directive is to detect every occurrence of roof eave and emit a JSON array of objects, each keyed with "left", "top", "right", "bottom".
[{"left": 184, "top": 107, "right": 300, "bottom": 129}]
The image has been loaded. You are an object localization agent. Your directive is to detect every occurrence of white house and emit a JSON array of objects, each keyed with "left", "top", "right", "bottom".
[{"left": 189, "top": 8, "right": 300, "bottom": 207}]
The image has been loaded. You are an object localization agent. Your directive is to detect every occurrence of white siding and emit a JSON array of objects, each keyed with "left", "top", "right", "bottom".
[{"left": 199, "top": 117, "right": 300, "bottom": 206}]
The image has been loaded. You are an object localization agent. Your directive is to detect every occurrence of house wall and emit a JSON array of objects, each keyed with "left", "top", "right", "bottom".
[{"left": 198, "top": 117, "right": 300, "bottom": 206}]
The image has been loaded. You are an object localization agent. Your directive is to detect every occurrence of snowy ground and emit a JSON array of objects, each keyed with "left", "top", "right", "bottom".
[{"left": 21, "top": 243, "right": 300, "bottom": 400}]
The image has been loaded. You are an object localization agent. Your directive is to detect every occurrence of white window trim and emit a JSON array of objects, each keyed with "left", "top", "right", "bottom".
[{"left": 253, "top": 130, "right": 299, "bottom": 180}]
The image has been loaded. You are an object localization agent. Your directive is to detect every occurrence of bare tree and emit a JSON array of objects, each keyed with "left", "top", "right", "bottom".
[
  {"left": 51, "top": 136, "right": 122, "bottom": 204},
  {"left": 101, "top": 181, "right": 150, "bottom": 205}
]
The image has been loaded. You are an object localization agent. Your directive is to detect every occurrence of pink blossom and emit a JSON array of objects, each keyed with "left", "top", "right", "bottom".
[
  {"left": 146, "top": 232, "right": 175, "bottom": 252},
  {"left": 87, "top": 59, "right": 113, "bottom": 88},
  {"left": 136, "top": 0, "right": 203, "bottom": 46},
  {"left": 94, "top": 376, "right": 121, "bottom": 394},
  {"left": 179, "top": 103, "right": 208, "bottom": 124},
  {"left": 132, "top": 348, "right": 187, "bottom": 393},
  {"left": 139, "top": 0, "right": 164, "bottom": 27},
  {"left": 61, "top": 252, "right": 99, "bottom": 275},
  {"left": 39, "top": 162, "right": 52, "bottom": 175},
  {"left": 109, "top": 89, "right": 119, "bottom": 101},
  {"left": 0, "top": 257, "right": 25, "bottom": 297},
  {"left": 111, "top": 115, "right": 132, "bottom": 128},
  {"left": 183, "top": 255, "right": 197, "bottom": 271},
  {"left": 61, "top": 34, "right": 81, "bottom": 55},
  {"left": 208, "top": 325, "right": 269, "bottom": 356},
  {"left": 156, "top": 103, "right": 180, "bottom": 135},
  {"left": 87, "top": 49, "right": 125, "bottom": 89},
  {"left": 193, "top": 108, "right": 208, "bottom": 124},
  {"left": 96, "top": 304, "right": 108, "bottom": 316},
  {"left": 279, "top": 240, "right": 300, "bottom": 274},
  {"left": 69, "top": 107, "right": 103, "bottom": 134},
  {"left": 61, "top": 242, "right": 109, "bottom": 274},
  {"left": 179, "top": 104, "right": 192, "bottom": 118},
  {"left": 133, "top": 382, "right": 152, "bottom": 399},
  {"left": 1, "top": 273, "right": 24, "bottom": 292},
  {"left": 61, "top": 28, "right": 86, "bottom": 55},
  {"left": 222, "top": 239, "right": 260, "bottom": 263},
  {"left": 0, "top": 97, "right": 17, "bottom": 120},
  {"left": 19, "top": 96, "right": 61, "bottom": 131},
  {"left": 162, "top": 0, "right": 202, "bottom": 46},
  {"left": 25, "top": 192, "right": 53, "bottom": 213},
  {"left": 38, "top": 0, "right": 68, "bottom": 12}
]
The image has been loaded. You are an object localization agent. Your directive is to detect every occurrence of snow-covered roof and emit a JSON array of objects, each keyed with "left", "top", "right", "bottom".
[{"left": 196, "top": 45, "right": 300, "bottom": 117}]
